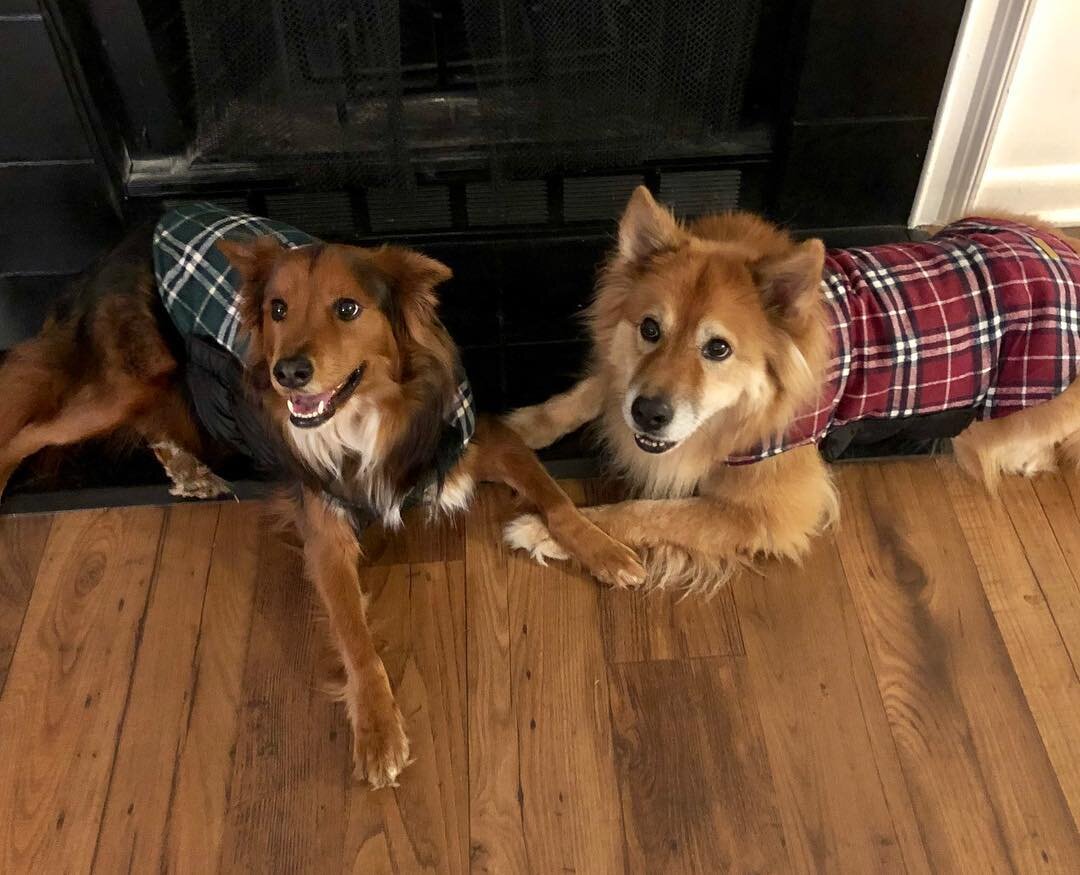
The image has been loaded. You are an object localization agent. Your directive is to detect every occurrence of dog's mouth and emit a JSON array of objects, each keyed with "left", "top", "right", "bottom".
[
  {"left": 285, "top": 363, "right": 366, "bottom": 428},
  {"left": 633, "top": 432, "right": 679, "bottom": 454}
]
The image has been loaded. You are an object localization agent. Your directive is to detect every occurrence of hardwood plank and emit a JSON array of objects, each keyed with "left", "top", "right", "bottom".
[
  {"left": 608, "top": 656, "right": 787, "bottom": 873},
  {"left": 1030, "top": 471, "right": 1080, "bottom": 667},
  {"left": 834, "top": 461, "right": 1080, "bottom": 871},
  {"left": 216, "top": 522, "right": 350, "bottom": 873},
  {"left": 360, "top": 506, "right": 465, "bottom": 566},
  {"left": 940, "top": 462, "right": 1080, "bottom": 828},
  {"left": 583, "top": 479, "right": 745, "bottom": 662},
  {"left": 0, "top": 513, "right": 53, "bottom": 692},
  {"left": 162, "top": 501, "right": 262, "bottom": 874},
  {"left": 601, "top": 583, "right": 744, "bottom": 663},
  {"left": 465, "top": 486, "right": 530, "bottom": 874},
  {"left": 734, "top": 542, "right": 930, "bottom": 873},
  {"left": 507, "top": 525, "right": 625, "bottom": 874},
  {"left": 342, "top": 560, "right": 469, "bottom": 875},
  {"left": 0, "top": 507, "right": 165, "bottom": 874},
  {"left": 94, "top": 505, "right": 221, "bottom": 872}
]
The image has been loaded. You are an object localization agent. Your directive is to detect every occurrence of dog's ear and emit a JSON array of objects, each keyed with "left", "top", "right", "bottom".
[
  {"left": 367, "top": 246, "right": 453, "bottom": 345},
  {"left": 369, "top": 246, "right": 452, "bottom": 302},
  {"left": 367, "top": 247, "right": 460, "bottom": 498},
  {"left": 752, "top": 239, "right": 825, "bottom": 321},
  {"left": 618, "top": 186, "right": 686, "bottom": 261},
  {"left": 216, "top": 236, "right": 285, "bottom": 329}
]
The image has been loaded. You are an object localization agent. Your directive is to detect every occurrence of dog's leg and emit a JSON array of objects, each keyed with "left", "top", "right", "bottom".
[
  {"left": 136, "top": 390, "right": 232, "bottom": 499},
  {"left": 300, "top": 491, "right": 409, "bottom": 788},
  {"left": 954, "top": 376, "right": 1080, "bottom": 491},
  {"left": 504, "top": 375, "right": 603, "bottom": 449},
  {"left": 0, "top": 376, "right": 159, "bottom": 499},
  {"left": 506, "top": 449, "right": 836, "bottom": 591},
  {"left": 0, "top": 336, "right": 69, "bottom": 496},
  {"left": 508, "top": 497, "right": 762, "bottom": 592},
  {"left": 468, "top": 416, "right": 646, "bottom": 587}
]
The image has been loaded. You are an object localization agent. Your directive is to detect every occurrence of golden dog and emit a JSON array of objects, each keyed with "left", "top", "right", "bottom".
[{"left": 505, "top": 186, "right": 1080, "bottom": 590}]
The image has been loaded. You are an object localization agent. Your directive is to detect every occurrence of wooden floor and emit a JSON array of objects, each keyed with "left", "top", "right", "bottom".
[{"left": 1, "top": 457, "right": 1080, "bottom": 873}]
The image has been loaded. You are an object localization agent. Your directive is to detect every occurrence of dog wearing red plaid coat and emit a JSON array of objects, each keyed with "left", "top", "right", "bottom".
[{"left": 504, "top": 187, "right": 1080, "bottom": 590}]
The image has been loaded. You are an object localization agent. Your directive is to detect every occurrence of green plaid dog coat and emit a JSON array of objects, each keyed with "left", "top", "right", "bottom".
[{"left": 151, "top": 202, "right": 475, "bottom": 518}]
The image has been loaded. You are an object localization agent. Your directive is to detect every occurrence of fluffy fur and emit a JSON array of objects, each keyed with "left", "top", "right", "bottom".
[
  {"left": 0, "top": 227, "right": 646, "bottom": 788},
  {"left": 506, "top": 187, "right": 1080, "bottom": 592}
]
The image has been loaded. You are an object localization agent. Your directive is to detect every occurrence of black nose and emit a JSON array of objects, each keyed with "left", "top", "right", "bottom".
[
  {"left": 631, "top": 394, "right": 673, "bottom": 432},
  {"left": 273, "top": 356, "right": 314, "bottom": 389}
]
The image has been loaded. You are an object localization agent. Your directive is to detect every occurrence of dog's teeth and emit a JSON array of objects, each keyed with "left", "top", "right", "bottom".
[{"left": 317, "top": 399, "right": 326, "bottom": 416}]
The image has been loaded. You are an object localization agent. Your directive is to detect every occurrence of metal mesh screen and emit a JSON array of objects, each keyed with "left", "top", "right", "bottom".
[
  {"left": 180, "top": 0, "right": 760, "bottom": 182},
  {"left": 459, "top": 0, "right": 760, "bottom": 173}
]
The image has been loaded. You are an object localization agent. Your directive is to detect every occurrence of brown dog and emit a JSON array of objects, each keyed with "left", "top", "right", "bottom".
[
  {"left": 505, "top": 187, "right": 1080, "bottom": 590},
  {"left": 0, "top": 217, "right": 644, "bottom": 787}
]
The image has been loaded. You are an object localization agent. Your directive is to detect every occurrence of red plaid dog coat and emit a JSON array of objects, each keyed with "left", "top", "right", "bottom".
[{"left": 730, "top": 217, "right": 1080, "bottom": 464}]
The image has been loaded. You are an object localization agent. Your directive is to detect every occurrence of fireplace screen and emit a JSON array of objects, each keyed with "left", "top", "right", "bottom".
[{"left": 181, "top": 0, "right": 761, "bottom": 182}]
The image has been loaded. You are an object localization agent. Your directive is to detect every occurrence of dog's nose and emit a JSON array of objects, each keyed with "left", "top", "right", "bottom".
[
  {"left": 273, "top": 356, "right": 314, "bottom": 389},
  {"left": 631, "top": 395, "right": 673, "bottom": 432}
]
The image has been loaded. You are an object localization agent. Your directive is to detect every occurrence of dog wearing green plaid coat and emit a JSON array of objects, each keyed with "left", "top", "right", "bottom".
[{"left": 0, "top": 202, "right": 645, "bottom": 787}]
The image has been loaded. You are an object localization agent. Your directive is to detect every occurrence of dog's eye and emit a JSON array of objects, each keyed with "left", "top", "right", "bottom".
[
  {"left": 703, "top": 337, "right": 732, "bottom": 361},
  {"left": 334, "top": 298, "right": 362, "bottom": 321},
  {"left": 270, "top": 299, "right": 287, "bottom": 322},
  {"left": 640, "top": 317, "right": 661, "bottom": 343}
]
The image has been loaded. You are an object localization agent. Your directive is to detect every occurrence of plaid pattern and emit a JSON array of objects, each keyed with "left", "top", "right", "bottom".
[
  {"left": 153, "top": 201, "right": 315, "bottom": 357},
  {"left": 729, "top": 217, "right": 1080, "bottom": 463},
  {"left": 448, "top": 379, "right": 476, "bottom": 448},
  {"left": 154, "top": 201, "right": 475, "bottom": 458}
]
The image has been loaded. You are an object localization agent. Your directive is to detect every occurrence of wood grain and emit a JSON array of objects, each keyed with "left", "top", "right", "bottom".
[
  {"left": 93, "top": 505, "right": 222, "bottom": 872},
  {"left": 940, "top": 462, "right": 1080, "bottom": 829},
  {"left": 0, "top": 507, "right": 165, "bottom": 873},
  {"left": 162, "top": 501, "right": 262, "bottom": 874},
  {"left": 734, "top": 543, "right": 930, "bottom": 873},
  {"left": 834, "top": 462, "right": 1080, "bottom": 871},
  {"left": 0, "top": 513, "right": 52, "bottom": 692},
  {"left": 360, "top": 506, "right": 465, "bottom": 566},
  {"left": 608, "top": 656, "right": 786, "bottom": 873},
  {"left": 216, "top": 520, "right": 350, "bottom": 873},
  {"left": 5, "top": 460, "right": 1080, "bottom": 873},
  {"left": 583, "top": 478, "right": 746, "bottom": 663},
  {"left": 464, "top": 485, "right": 529, "bottom": 874},
  {"left": 507, "top": 528, "right": 625, "bottom": 874},
  {"left": 343, "top": 559, "right": 469, "bottom": 874},
  {"left": 1029, "top": 470, "right": 1080, "bottom": 669}
]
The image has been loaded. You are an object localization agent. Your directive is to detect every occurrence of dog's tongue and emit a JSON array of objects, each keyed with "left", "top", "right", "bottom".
[{"left": 289, "top": 390, "right": 333, "bottom": 416}]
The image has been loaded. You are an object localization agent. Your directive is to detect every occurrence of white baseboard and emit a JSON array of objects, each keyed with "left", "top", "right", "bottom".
[{"left": 974, "top": 163, "right": 1080, "bottom": 225}]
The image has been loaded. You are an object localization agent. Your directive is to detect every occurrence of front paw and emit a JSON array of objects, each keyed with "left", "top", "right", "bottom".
[
  {"left": 584, "top": 535, "right": 647, "bottom": 590},
  {"left": 347, "top": 682, "right": 411, "bottom": 789},
  {"left": 168, "top": 469, "right": 233, "bottom": 499},
  {"left": 504, "top": 513, "right": 571, "bottom": 565},
  {"left": 504, "top": 513, "right": 646, "bottom": 589}
]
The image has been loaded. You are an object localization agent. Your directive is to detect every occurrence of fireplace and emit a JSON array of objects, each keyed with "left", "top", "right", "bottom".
[{"left": 1, "top": 0, "right": 965, "bottom": 506}]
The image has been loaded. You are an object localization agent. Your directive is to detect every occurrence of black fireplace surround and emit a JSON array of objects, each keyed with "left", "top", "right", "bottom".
[{"left": 0, "top": 0, "right": 965, "bottom": 507}]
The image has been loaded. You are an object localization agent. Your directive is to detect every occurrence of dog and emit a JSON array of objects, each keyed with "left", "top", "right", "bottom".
[
  {"left": 0, "top": 202, "right": 644, "bottom": 787},
  {"left": 505, "top": 186, "right": 1080, "bottom": 591}
]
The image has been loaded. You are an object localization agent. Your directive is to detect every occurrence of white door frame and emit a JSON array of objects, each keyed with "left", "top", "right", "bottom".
[{"left": 909, "top": 0, "right": 1037, "bottom": 228}]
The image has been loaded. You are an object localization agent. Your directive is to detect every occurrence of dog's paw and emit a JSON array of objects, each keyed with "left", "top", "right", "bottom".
[
  {"left": 586, "top": 537, "right": 647, "bottom": 590},
  {"left": 352, "top": 703, "right": 412, "bottom": 790},
  {"left": 504, "top": 514, "right": 570, "bottom": 565},
  {"left": 168, "top": 469, "right": 233, "bottom": 500}
]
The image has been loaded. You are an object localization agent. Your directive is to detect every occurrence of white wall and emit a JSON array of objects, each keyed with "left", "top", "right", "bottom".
[
  {"left": 972, "top": 0, "right": 1080, "bottom": 223},
  {"left": 911, "top": 0, "right": 1080, "bottom": 227}
]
